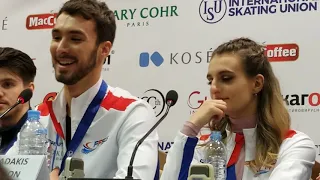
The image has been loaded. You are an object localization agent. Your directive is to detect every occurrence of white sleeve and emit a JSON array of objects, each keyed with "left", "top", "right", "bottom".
[
  {"left": 114, "top": 102, "right": 159, "bottom": 180},
  {"left": 269, "top": 132, "right": 316, "bottom": 180},
  {"left": 160, "top": 131, "right": 200, "bottom": 180}
]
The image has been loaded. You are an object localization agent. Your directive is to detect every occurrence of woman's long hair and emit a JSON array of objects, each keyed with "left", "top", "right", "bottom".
[{"left": 209, "top": 37, "right": 290, "bottom": 172}]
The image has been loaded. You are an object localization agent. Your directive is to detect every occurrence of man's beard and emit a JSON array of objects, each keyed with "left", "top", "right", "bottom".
[{"left": 54, "top": 48, "right": 98, "bottom": 85}]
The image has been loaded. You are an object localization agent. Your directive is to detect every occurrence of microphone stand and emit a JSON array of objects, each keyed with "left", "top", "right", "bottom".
[
  {"left": 125, "top": 101, "right": 174, "bottom": 180},
  {"left": 0, "top": 99, "right": 22, "bottom": 119}
]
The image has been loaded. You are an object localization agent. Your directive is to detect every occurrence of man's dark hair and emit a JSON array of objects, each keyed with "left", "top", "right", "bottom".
[
  {"left": 0, "top": 47, "right": 36, "bottom": 84},
  {"left": 58, "top": 0, "right": 116, "bottom": 45}
]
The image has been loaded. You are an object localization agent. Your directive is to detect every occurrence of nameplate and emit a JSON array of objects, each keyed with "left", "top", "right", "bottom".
[{"left": 0, "top": 155, "right": 49, "bottom": 180}]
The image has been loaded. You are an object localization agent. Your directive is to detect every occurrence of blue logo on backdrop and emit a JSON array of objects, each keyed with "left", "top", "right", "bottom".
[
  {"left": 139, "top": 51, "right": 164, "bottom": 67},
  {"left": 199, "top": 0, "right": 227, "bottom": 24},
  {"left": 199, "top": 0, "right": 318, "bottom": 24}
]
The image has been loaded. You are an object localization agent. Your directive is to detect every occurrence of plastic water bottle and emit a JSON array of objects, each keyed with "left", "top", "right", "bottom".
[
  {"left": 204, "top": 131, "right": 227, "bottom": 180},
  {"left": 19, "top": 110, "right": 47, "bottom": 155}
]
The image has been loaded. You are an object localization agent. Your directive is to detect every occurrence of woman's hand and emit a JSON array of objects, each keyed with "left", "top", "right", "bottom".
[
  {"left": 189, "top": 99, "right": 227, "bottom": 128},
  {"left": 50, "top": 168, "right": 59, "bottom": 180}
]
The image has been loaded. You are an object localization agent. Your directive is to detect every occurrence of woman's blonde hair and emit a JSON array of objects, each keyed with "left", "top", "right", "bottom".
[{"left": 208, "top": 37, "right": 290, "bottom": 172}]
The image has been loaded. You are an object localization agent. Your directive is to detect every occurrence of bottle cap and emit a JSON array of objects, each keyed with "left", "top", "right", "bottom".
[
  {"left": 27, "top": 110, "right": 40, "bottom": 119},
  {"left": 210, "top": 131, "right": 222, "bottom": 141}
]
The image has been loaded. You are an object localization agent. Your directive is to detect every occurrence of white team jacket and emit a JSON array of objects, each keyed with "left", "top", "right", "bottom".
[
  {"left": 7, "top": 78, "right": 159, "bottom": 179},
  {"left": 160, "top": 127, "right": 316, "bottom": 180}
]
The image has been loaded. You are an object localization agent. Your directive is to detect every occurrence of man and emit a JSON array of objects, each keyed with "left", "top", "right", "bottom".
[
  {"left": 0, "top": 47, "right": 36, "bottom": 154},
  {"left": 36, "top": 0, "right": 159, "bottom": 179}
]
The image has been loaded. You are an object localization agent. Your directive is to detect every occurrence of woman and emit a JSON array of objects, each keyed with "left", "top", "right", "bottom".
[{"left": 160, "top": 37, "right": 316, "bottom": 180}]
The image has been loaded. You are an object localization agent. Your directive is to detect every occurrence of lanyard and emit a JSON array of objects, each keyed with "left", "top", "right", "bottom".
[{"left": 46, "top": 80, "right": 107, "bottom": 175}]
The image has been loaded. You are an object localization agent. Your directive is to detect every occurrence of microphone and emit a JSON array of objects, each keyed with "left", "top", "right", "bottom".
[
  {"left": 188, "top": 164, "right": 214, "bottom": 180},
  {"left": 60, "top": 157, "right": 85, "bottom": 180},
  {"left": 125, "top": 90, "right": 178, "bottom": 180},
  {"left": 0, "top": 88, "right": 33, "bottom": 119}
]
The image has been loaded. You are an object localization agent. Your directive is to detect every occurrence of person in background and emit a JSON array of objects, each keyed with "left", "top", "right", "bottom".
[
  {"left": 0, "top": 47, "right": 36, "bottom": 155},
  {"left": 33, "top": 0, "right": 158, "bottom": 179},
  {"left": 160, "top": 37, "right": 316, "bottom": 180}
]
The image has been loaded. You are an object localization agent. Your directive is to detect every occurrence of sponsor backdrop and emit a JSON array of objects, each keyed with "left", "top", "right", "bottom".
[{"left": 0, "top": 0, "right": 320, "bottom": 159}]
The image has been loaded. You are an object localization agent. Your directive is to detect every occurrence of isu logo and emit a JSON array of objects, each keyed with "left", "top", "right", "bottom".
[
  {"left": 265, "top": 43, "right": 299, "bottom": 62},
  {"left": 26, "top": 13, "right": 57, "bottom": 30}
]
